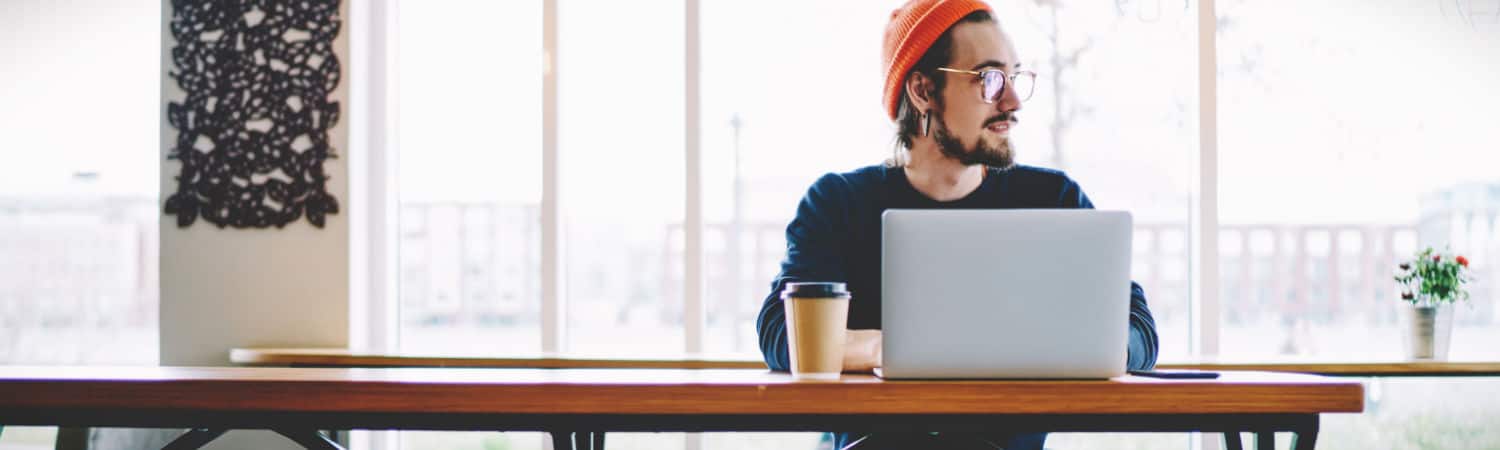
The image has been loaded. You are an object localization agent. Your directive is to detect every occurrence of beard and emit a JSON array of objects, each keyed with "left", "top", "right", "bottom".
[{"left": 931, "top": 109, "right": 1016, "bottom": 168}]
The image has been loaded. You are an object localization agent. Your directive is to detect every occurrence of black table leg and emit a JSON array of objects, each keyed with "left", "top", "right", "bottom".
[
  {"left": 272, "top": 429, "right": 345, "bottom": 450},
  {"left": 161, "top": 428, "right": 342, "bottom": 450},
  {"left": 321, "top": 429, "right": 349, "bottom": 447},
  {"left": 1224, "top": 432, "right": 1244, "bottom": 450},
  {"left": 1292, "top": 416, "right": 1320, "bottom": 450},
  {"left": 551, "top": 431, "right": 576, "bottom": 450},
  {"left": 1255, "top": 432, "right": 1275, "bottom": 450},
  {"left": 560, "top": 431, "right": 604, "bottom": 450},
  {"left": 161, "top": 429, "right": 227, "bottom": 450},
  {"left": 54, "top": 427, "right": 89, "bottom": 450}
]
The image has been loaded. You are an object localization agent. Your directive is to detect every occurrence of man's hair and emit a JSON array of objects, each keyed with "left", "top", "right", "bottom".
[{"left": 889, "top": 10, "right": 996, "bottom": 165}]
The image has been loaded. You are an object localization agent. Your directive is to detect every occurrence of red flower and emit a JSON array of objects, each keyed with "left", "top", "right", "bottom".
[
  {"left": 1434, "top": 255, "right": 1443, "bottom": 262},
  {"left": 1457, "top": 256, "right": 1469, "bottom": 267}
]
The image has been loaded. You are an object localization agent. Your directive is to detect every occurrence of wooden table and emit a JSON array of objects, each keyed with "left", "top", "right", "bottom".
[
  {"left": 1161, "top": 360, "right": 1500, "bottom": 377},
  {"left": 232, "top": 347, "right": 1500, "bottom": 376},
  {"left": 0, "top": 366, "right": 1360, "bottom": 450},
  {"left": 230, "top": 348, "right": 768, "bottom": 369}
]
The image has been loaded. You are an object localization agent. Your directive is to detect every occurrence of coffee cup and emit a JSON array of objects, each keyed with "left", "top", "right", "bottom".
[{"left": 782, "top": 282, "right": 851, "bottom": 380}]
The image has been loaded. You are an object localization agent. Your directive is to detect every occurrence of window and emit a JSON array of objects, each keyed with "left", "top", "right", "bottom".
[
  {"left": 699, "top": 0, "right": 897, "bottom": 357},
  {"left": 553, "top": 1, "right": 691, "bottom": 447},
  {"left": 392, "top": 2, "right": 546, "bottom": 448},
  {"left": 1216, "top": 0, "right": 1500, "bottom": 359},
  {"left": 0, "top": 0, "right": 159, "bottom": 366},
  {"left": 394, "top": 0, "right": 545, "bottom": 358},
  {"left": 0, "top": 2, "right": 159, "bottom": 446},
  {"left": 557, "top": 0, "right": 687, "bottom": 357}
]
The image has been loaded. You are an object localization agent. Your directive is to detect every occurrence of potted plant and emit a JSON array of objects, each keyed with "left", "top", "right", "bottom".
[{"left": 1393, "top": 247, "right": 1473, "bottom": 360}]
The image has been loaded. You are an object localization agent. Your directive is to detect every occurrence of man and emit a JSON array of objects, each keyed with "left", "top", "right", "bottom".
[{"left": 754, "top": 1, "right": 1160, "bottom": 449}]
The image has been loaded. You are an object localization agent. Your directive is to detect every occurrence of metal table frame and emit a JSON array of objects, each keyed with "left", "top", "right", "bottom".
[{"left": 0, "top": 410, "right": 1322, "bottom": 450}]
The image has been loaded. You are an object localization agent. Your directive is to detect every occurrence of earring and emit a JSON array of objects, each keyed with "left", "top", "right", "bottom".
[{"left": 921, "top": 111, "right": 931, "bottom": 137}]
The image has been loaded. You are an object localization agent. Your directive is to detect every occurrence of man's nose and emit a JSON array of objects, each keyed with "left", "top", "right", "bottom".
[{"left": 995, "top": 81, "right": 1023, "bottom": 115}]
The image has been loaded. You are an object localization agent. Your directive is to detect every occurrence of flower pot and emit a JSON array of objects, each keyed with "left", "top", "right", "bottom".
[{"left": 1404, "top": 304, "right": 1453, "bottom": 360}]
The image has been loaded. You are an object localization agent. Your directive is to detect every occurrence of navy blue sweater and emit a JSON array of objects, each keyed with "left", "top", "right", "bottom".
[{"left": 756, "top": 164, "right": 1159, "bottom": 372}]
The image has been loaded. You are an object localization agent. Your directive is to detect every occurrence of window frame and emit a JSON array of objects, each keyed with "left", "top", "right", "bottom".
[{"left": 352, "top": 0, "right": 1227, "bottom": 364}]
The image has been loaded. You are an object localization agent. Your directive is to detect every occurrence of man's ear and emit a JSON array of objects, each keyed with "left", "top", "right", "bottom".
[{"left": 904, "top": 71, "right": 935, "bottom": 114}]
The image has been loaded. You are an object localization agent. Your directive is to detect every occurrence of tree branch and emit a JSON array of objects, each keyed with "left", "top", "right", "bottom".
[{"left": 1062, "top": 35, "right": 1096, "bottom": 69}]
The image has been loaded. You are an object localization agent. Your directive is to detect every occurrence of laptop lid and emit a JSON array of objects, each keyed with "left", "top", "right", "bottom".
[{"left": 879, "top": 209, "right": 1132, "bottom": 379}]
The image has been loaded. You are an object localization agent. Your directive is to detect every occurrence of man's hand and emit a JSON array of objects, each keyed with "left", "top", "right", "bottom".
[{"left": 843, "top": 329, "right": 883, "bottom": 372}]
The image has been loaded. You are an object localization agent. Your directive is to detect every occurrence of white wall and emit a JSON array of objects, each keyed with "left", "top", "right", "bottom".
[{"left": 159, "top": 0, "right": 351, "bottom": 366}]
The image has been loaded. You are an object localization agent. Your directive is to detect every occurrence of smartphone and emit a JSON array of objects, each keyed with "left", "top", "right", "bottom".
[{"left": 1127, "top": 369, "right": 1221, "bottom": 379}]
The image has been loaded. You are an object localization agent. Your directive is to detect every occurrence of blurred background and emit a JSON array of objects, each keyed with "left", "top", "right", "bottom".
[{"left": 2, "top": 0, "right": 1499, "bottom": 448}]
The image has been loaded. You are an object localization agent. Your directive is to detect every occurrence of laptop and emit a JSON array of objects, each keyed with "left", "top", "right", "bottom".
[{"left": 877, "top": 209, "right": 1133, "bottom": 379}]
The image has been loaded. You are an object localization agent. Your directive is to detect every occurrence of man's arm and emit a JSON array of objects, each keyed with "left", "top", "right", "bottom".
[
  {"left": 1062, "top": 176, "right": 1160, "bottom": 371},
  {"left": 757, "top": 173, "right": 863, "bottom": 372},
  {"left": 1127, "top": 281, "right": 1159, "bottom": 371}
]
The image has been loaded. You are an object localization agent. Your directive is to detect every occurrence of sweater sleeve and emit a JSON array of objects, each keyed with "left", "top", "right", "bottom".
[
  {"left": 1063, "top": 176, "right": 1160, "bottom": 371},
  {"left": 756, "top": 174, "right": 852, "bottom": 372},
  {"left": 1127, "top": 282, "right": 1160, "bottom": 370}
]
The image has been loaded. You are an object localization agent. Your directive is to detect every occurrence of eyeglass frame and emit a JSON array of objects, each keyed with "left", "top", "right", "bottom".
[{"left": 934, "top": 67, "right": 1037, "bottom": 103}]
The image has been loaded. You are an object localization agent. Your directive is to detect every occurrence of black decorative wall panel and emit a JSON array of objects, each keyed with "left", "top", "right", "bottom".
[{"left": 165, "top": 0, "right": 341, "bottom": 228}]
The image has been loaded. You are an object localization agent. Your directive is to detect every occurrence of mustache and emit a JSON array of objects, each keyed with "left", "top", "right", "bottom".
[{"left": 985, "top": 113, "right": 1018, "bottom": 127}]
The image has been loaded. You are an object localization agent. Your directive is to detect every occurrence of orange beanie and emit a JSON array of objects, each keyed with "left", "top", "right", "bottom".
[{"left": 882, "top": 0, "right": 994, "bottom": 120}]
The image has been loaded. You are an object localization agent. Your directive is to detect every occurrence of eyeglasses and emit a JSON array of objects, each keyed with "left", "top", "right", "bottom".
[{"left": 936, "top": 67, "right": 1037, "bottom": 103}]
